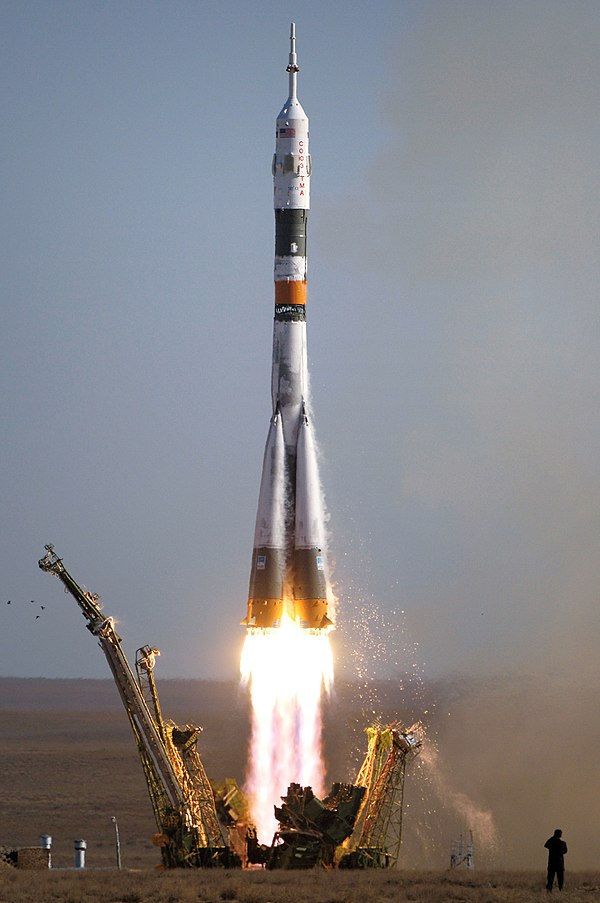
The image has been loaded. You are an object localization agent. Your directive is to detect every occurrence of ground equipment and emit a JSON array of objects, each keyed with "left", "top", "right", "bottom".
[
  {"left": 267, "top": 781, "right": 365, "bottom": 869},
  {"left": 38, "top": 544, "right": 237, "bottom": 868}
]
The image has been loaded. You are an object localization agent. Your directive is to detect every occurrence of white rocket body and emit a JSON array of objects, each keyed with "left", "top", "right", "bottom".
[{"left": 243, "top": 24, "right": 330, "bottom": 632}]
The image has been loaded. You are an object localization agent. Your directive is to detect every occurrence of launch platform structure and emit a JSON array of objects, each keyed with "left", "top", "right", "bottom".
[
  {"left": 338, "top": 723, "right": 423, "bottom": 868},
  {"left": 450, "top": 831, "right": 474, "bottom": 870},
  {"left": 38, "top": 544, "right": 236, "bottom": 868}
]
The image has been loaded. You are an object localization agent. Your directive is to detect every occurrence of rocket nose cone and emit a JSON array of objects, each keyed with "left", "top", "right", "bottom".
[{"left": 277, "top": 97, "right": 308, "bottom": 123}]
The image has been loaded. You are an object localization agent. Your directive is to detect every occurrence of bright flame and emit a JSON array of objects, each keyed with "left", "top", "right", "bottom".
[{"left": 240, "top": 614, "right": 334, "bottom": 843}]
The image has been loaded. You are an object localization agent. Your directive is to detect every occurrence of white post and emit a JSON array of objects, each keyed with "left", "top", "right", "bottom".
[
  {"left": 74, "top": 839, "right": 87, "bottom": 869},
  {"left": 40, "top": 834, "right": 52, "bottom": 868},
  {"left": 111, "top": 816, "right": 122, "bottom": 869}
]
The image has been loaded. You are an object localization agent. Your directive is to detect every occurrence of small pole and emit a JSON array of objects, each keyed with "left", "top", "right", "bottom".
[
  {"left": 40, "top": 834, "right": 52, "bottom": 869},
  {"left": 74, "top": 839, "right": 87, "bottom": 869},
  {"left": 111, "top": 816, "right": 122, "bottom": 869}
]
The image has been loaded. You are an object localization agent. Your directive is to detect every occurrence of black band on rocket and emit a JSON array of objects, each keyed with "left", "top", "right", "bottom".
[
  {"left": 275, "top": 304, "right": 306, "bottom": 322},
  {"left": 275, "top": 209, "right": 307, "bottom": 257}
]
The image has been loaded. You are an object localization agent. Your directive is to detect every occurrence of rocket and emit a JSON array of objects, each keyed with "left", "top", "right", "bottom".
[{"left": 242, "top": 24, "right": 332, "bottom": 633}]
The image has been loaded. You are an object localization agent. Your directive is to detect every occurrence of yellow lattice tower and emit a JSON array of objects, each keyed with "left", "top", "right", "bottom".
[{"left": 339, "top": 723, "right": 422, "bottom": 867}]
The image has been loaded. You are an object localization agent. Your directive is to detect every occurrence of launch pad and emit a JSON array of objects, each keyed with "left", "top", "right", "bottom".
[{"left": 39, "top": 544, "right": 422, "bottom": 869}]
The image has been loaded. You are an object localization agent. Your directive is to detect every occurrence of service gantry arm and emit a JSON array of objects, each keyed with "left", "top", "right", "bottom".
[
  {"left": 339, "top": 722, "right": 423, "bottom": 868},
  {"left": 135, "top": 643, "right": 226, "bottom": 859},
  {"left": 38, "top": 544, "right": 228, "bottom": 867}
]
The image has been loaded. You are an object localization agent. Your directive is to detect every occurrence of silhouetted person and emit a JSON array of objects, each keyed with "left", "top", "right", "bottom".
[{"left": 545, "top": 828, "right": 567, "bottom": 892}]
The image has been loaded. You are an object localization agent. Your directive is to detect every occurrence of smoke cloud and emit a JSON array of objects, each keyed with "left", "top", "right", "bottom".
[
  {"left": 315, "top": 0, "right": 600, "bottom": 870},
  {"left": 316, "top": 0, "right": 600, "bottom": 679}
]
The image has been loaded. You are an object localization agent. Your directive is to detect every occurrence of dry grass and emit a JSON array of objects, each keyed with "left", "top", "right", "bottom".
[{"left": 0, "top": 869, "right": 599, "bottom": 903}]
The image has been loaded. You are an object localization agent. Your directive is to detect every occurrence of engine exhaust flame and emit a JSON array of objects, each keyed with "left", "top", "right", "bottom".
[{"left": 240, "top": 615, "right": 333, "bottom": 843}]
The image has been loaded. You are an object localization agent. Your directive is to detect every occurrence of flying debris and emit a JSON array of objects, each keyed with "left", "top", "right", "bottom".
[{"left": 242, "top": 24, "right": 332, "bottom": 633}]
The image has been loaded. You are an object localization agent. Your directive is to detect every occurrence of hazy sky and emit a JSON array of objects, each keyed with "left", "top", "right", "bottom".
[{"left": 2, "top": 0, "right": 599, "bottom": 684}]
